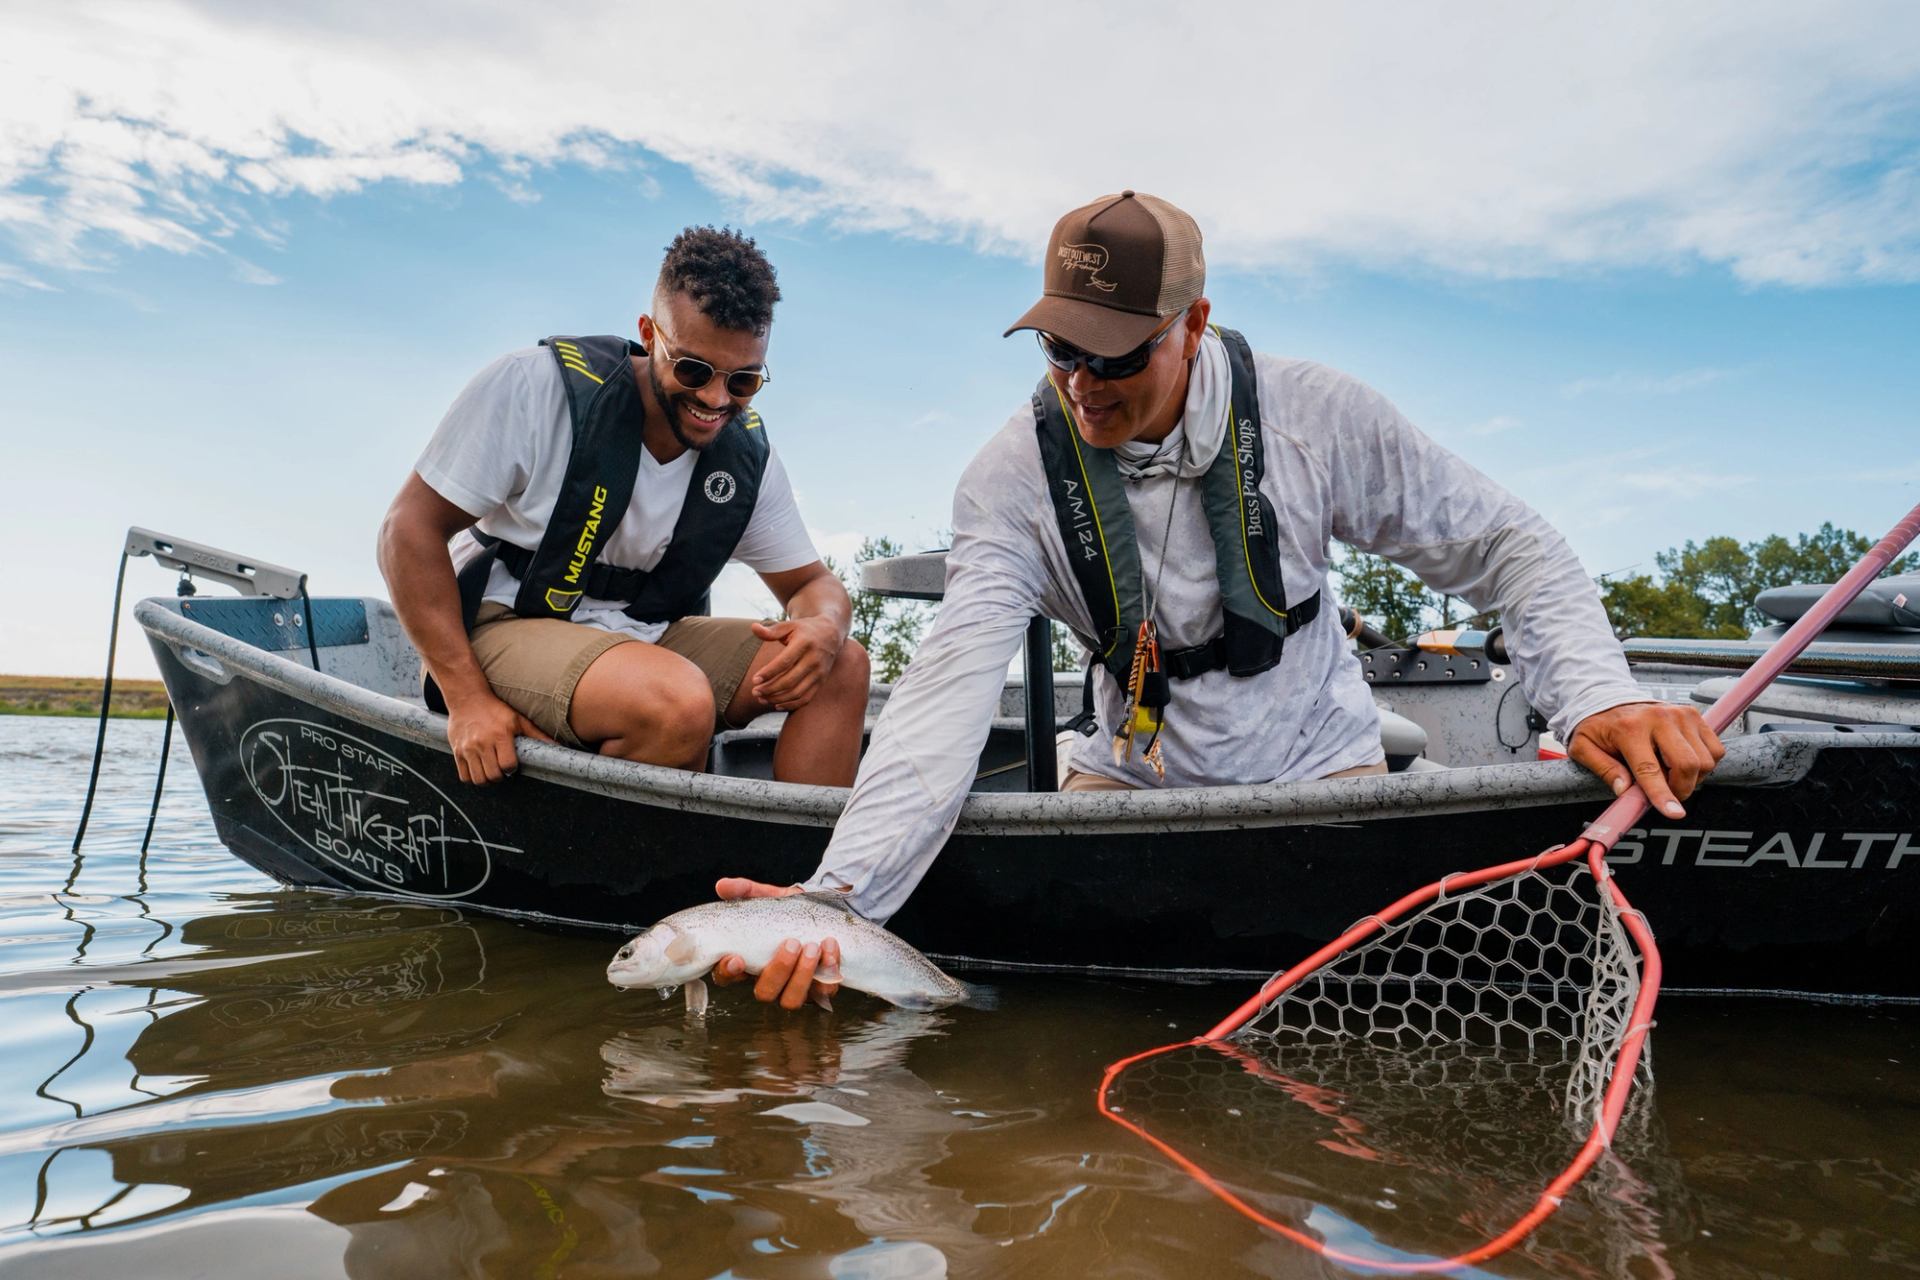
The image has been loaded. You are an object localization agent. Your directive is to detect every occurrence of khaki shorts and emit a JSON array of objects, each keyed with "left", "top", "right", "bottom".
[
  {"left": 1060, "top": 759, "right": 1389, "bottom": 792},
  {"left": 466, "top": 603, "right": 764, "bottom": 747}
]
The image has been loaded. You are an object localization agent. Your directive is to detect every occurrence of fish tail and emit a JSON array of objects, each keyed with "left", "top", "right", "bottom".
[{"left": 957, "top": 981, "right": 999, "bottom": 1011}]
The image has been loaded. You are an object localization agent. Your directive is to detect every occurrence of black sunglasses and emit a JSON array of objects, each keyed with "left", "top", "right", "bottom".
[
  {"left": 1036, "top": 313, "right": 1182, "bottom": 381},
  {"left": 653, "top": 326, "right": 771, "bottom": 398}
]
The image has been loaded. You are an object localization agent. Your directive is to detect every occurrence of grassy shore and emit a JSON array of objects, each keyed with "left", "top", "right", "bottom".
[{"left": 0, "top": 675, "right": 170, "bottom": 719}]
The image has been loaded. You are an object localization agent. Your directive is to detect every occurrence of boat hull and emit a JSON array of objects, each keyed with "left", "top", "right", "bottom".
[{"left": 140, "top": 598, "right": 1920, "bottom": 999}]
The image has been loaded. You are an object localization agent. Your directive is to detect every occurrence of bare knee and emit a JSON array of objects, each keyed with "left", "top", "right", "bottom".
[
  {"left": 649, "top": 675, "right": 716, "bottom": 768},
  {"left": 829, "top": 639, "right": 870, "bottom": 699},
  {"left": 596, "top": 670, "right": 714, "bottom": 770}
]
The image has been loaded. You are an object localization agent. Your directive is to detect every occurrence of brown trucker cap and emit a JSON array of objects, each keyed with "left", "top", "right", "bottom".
[{"left": 1004, "top": 190, "right": 1205, "bottom": 357}]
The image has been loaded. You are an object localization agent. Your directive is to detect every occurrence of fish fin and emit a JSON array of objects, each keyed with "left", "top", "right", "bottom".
[
  {"left": 814, "top": 960, "right": 842, "bottom": 986},
  {"left": 885, "top": 992, "right": 942, "bottom": 1012},
  {"left": 810, "top": 988, "right": 834, "bottom": 1013},
  {"left": 656, "top": 985, "right": 677, "bottom": 1001},
  {"left": 664, "top": 930, "right": 700, "bottom": 965},
  {"left": 958, "top": 981, "right": 1000, "bottom": 1012},
  {"left": 684, "top": 978, "right": 709, "bottom": 1018}
]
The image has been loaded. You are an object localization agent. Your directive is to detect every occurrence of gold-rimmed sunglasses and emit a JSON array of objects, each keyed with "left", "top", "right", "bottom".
[{"left": 653, "top": 325, "right": 772, "bottom": 398}]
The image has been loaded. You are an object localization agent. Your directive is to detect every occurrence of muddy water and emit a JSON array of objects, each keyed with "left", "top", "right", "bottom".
[{"left": 0, "top": 716, "right": 1915, "bottom": 1278}]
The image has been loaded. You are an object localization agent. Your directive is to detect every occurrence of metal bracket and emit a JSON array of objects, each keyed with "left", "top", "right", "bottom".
[
  {"left": 1360, "top": 647, "right": 1497, "bottom": 685},
  {"left": 125, "top": 527, "right": 306, "bottom": 600}
]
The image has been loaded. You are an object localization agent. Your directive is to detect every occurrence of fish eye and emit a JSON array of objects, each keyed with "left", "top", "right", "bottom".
[{"left": 616, "top": 945, "right": 633, "bottom": 961}]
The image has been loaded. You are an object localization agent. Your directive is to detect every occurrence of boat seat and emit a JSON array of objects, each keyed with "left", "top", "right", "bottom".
[{"left": 1379, "top": 707, "right": 1429, "bottom": 771}]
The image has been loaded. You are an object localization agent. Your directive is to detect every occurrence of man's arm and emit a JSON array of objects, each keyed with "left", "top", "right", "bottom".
[
  {"left": 1301, "top": 359, "right": 1722, "bottom": 817},
  {"left": 747, "top": 561, "right": 852, "bottom": 711},
  {"left": 376, "top": 474, "right": 552, "bottom": 786},
  {"left": 722, "top": 424, "right": 1048, "bottom": 919}
]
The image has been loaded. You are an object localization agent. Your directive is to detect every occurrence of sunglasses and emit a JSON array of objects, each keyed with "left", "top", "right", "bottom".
[
  {"left": 1036, "top": 313, "right": 1182, "bottom": 381},
  {"left": 653, "top": 325, "right": 771, "bottom": 398}
]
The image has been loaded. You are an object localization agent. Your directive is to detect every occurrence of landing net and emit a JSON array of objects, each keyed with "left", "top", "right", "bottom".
[
  {"left": 1098, "top": 501, "right": 1920, "bottom": 1272},
  {"left": 1231, "top": 852, "right": 1645, "bottom": 1130},
  {"left": 1098, "top": 840, "right": 1661, "bottom": 1273}
]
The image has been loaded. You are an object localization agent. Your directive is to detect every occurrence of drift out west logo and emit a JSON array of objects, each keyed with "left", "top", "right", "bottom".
[{"left": 1057, "top": 241, "right": 1117, "bottom": 293}]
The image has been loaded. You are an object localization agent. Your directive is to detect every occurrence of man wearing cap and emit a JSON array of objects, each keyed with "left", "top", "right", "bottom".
[{"left": 714, "top": 192, "right": 1723, "bottom": 1009}]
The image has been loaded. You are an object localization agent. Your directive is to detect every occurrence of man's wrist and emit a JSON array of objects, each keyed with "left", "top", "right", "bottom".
[
  {"left": 433, "top": 664, "right": 497, "bottom": 709},
  {"left": 793, "top": 613, "right": 847, "bottom": 647}
]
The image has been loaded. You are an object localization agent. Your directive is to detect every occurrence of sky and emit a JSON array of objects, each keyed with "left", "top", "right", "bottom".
[{"left": 1, "top": 2, "right": 1917, "bottom": 679}]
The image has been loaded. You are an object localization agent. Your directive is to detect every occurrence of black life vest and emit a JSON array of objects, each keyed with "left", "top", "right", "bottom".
[
  {"left": 1034, "top": 325, "right": 1320, "bottom": 685},
  {"left": 455, "top": 335, "right": 769, "bottom": 630}
]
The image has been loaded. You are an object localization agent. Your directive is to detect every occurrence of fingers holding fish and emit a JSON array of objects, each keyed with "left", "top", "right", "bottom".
[
  {"left": 751, "top": 938, "right": 832, "bottom": 1010},
  {"left": 714, "top": 876, "right": 801, "bottom": 901},
  {"left": 608, "top": 895, "right": 973, "bottom": 1011}
]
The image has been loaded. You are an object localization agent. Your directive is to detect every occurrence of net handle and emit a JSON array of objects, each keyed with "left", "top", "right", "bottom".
[{"left": 1577, "top": 495, "right": 1920, "bottom": 853}]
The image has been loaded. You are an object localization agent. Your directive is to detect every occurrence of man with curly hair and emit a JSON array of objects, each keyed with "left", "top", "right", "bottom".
[{"left": 379, "top": 226, "right": 867, "bottom": 787}]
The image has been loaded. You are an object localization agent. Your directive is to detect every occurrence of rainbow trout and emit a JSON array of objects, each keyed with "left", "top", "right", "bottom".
[{"left": 606, "top": 893, "right": 988, "bottom": 1015}]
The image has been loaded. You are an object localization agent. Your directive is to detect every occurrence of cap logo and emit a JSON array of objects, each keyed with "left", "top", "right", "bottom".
[{"left": 1057, "top": 241, "right": 1117, "bottom": 293}]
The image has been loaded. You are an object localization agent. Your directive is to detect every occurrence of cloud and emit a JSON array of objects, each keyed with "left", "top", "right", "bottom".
[
  {"left": 3, "top": 3, "right": 1920, "bottom": 286},
  {"left": 0, "top": 261, "right": 54, "bottom": 291},
  {"left": 1560, "top": 368, "right": 1740, "bottom": 398},
  {"left": 229, "top": 256, "right": 281, "bottom": 286}
]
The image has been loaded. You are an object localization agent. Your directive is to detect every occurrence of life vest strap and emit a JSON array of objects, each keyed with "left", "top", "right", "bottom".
[
  {"left": 1162, "top": 590, "right": 1323, "bottom": 680},
  {"left": 478, "top": 534, "right": 656, "bottom": 604}
]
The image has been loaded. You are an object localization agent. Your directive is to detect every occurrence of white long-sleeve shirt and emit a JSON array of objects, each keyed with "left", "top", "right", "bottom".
[{"left": 807, "top": 346, "right": 1646, "bottom": 922}]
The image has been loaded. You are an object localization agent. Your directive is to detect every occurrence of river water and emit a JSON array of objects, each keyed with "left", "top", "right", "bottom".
[{"left": 0, "top": 715, "right": 1914, "bottom": 1278}]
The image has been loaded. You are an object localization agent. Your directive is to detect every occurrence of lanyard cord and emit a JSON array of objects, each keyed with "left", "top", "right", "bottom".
[
  {"left": 1136, "top": 390, "right": 1227, "bottom": 627},
  {"left": 1140, "top": 470, "right": 1181, "bottom": 627}
]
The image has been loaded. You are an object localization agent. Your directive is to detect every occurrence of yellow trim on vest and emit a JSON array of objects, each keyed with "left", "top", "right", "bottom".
[
  {"left": 552, "top": 342, "right": 606, "bottom": 385},
  {"left": 1046, "top": 373, "right": 1124, "bottom": 657}
]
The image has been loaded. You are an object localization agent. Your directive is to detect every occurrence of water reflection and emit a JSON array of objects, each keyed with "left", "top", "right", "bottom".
[
  {"left": 4, "top": 718, "right": 1919, "bottom": 1278},
  {"left": 13, "top": 877, "right": 993, "bottom": 1276}
]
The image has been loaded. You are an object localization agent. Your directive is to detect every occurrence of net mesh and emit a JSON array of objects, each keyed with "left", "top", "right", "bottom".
[
  {"left": 1232, "top": 855, "right": 1647, "bottom": 1127},
  {"left": 1098, "top": 850, "right": 1659, "bottom": 1270}
]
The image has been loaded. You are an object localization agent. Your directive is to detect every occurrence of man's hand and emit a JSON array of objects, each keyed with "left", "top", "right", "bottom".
[
  {"left": 444, "top": 689, "right": 554, "bottom": 786},
  {"left": 1567, "top": 702, "right": 1726, "bottom": 820},
  {"left": 748, "top": 616, "right": 845, "bottom": 711},
  {"left": 709, "top": 877, "right": 843, "bottom": 1010}
]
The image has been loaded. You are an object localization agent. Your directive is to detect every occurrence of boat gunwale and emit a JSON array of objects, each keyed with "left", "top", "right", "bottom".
[{"left": 136, "top": 597, "right": 1836, "bottom": 837}]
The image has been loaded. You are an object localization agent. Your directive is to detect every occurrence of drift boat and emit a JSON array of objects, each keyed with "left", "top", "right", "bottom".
[{"left": 121, "top": 528, "right": 1920, "bottom": 1000}]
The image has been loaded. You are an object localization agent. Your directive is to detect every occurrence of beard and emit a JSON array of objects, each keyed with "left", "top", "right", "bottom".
[{"left": 648, "top": 360, "right": 739, "bottom": 451}]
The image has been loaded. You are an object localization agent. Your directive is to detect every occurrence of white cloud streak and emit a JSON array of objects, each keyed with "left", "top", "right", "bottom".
[{"left": 3, "top": 2, "right": 1919, "bottom": 286}]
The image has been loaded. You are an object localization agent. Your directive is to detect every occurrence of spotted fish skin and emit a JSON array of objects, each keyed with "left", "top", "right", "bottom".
[{"left": 606, "top": 893, "right": 984, "bottom": 1011}]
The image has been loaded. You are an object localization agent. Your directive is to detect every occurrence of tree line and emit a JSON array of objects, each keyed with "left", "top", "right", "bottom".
[{"left": 1335, "top": 522, "right": 1915, "bottom": 644}]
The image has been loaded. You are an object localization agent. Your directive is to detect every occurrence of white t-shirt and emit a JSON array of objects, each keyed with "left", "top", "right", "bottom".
[{"left": 416, "top": 347, "right": 820, "bottom": 642}]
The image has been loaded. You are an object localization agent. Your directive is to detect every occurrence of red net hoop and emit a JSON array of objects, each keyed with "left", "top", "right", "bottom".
[{"left": 1099, "top": 838, "right": 1658, "bottom": 1272}]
